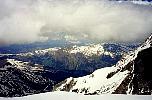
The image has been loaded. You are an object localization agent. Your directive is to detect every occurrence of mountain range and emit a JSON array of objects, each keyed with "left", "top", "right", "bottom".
[
  {"left": 54, "top": 34, "right": 152, "bottom": 95},
  {"left": 0, "top": 43, "right": 139, "bottom": 97},
  {"left": 0, "top": 33, "right": 151, "bottom": 98}
]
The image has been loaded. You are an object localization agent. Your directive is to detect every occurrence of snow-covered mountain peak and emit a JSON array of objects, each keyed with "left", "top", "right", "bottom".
[
  {"left": 69, "top": 44, "right": 104, "bottom": 56},
  {"left": 139, "top": 34, "right": 152, "bottom": 49},
  {"left": 114, "top": 34, "right": 152, "bottom": 69},
  {"left": 34, "top": 47, "right": 60, "bottom": 55},
  {"left": 19, "top": 44, "right": 114, "bottom": 58}
]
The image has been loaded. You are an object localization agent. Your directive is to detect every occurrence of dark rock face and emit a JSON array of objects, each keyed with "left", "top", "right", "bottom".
[
  {"left": 38, "top": 69, "right": 90, "bottom": 85},
  {"left": 132, "top": 47, "right": 152, "bottom": 94},
  {"left": 108, "top": 40, "right": 152, "bottom": 95}
]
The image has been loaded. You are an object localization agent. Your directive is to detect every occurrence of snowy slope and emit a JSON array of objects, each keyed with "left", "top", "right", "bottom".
[
  {"left": 54, "top": 34, "right": 152, "bottom": 95},
  {"left": 0, "top": 91, "right": 152, "bottom": 100},
  {"left": 55, "top": 67, "right": 129, "bottom": 94}
]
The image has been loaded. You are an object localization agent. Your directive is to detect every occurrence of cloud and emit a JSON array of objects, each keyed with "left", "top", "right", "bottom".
[{"left": 0, "top": 0, "right": 152, "bottom": 45}]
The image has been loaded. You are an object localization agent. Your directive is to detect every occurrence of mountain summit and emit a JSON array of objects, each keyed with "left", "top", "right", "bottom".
[{"left": 54, "top": 34, "right": 152, "bottom": 95}]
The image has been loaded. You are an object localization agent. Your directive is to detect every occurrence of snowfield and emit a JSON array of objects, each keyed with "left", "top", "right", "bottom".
[
  {"left": 56, "top": 67, "right": 129, "bottom": 94},
  {"left": 0, "top": 91, "right": 152, "bottom": 100}
]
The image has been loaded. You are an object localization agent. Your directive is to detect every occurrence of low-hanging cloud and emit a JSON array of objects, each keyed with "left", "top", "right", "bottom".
[{"left": 0, "top": 0, "right": 152, "bottom": 45}]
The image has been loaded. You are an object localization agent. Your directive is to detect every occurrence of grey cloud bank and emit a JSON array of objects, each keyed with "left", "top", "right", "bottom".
[{"left": 0, "top": 0, "right": 152, "bottom": 44}]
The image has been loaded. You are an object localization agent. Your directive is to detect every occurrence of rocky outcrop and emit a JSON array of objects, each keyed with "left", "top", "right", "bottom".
[
  {"left": 131, "top": 47, "right": 152, "bottom": 94},
  {"left": 0, "top": 59, "right": 53, "bottom": 97}
]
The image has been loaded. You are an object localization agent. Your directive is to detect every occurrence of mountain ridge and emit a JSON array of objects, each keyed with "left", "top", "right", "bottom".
[{"left": 54, "top": 34, "right": 152, "bottom": 95}]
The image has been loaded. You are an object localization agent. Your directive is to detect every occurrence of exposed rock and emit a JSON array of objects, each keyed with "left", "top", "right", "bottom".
[{"left": 0, "top": 59, "right": 53, "bottom": 97}]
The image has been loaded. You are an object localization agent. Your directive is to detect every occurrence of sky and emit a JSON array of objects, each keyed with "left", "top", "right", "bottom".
[{"left": 0, "top": 0, "right": 152, "bottom": 45}]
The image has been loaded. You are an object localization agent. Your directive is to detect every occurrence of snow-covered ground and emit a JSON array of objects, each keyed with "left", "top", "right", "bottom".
[
  {"left": 0, "top": 91, "right": 152, "bottom": 100},
  {"left": 56, "top": 66, "right": 129, "bottom": 94}
]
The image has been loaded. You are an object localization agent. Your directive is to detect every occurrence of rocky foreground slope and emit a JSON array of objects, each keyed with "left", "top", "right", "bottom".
[
  {"left": 0, "top": 58, "right": 54, "bottom": 97},
  {"left": 0, "top": 57, "right": 91, "bottom": 97},
  {"left": 54, "top": 34, "right": 152, "bottom": 95}
]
